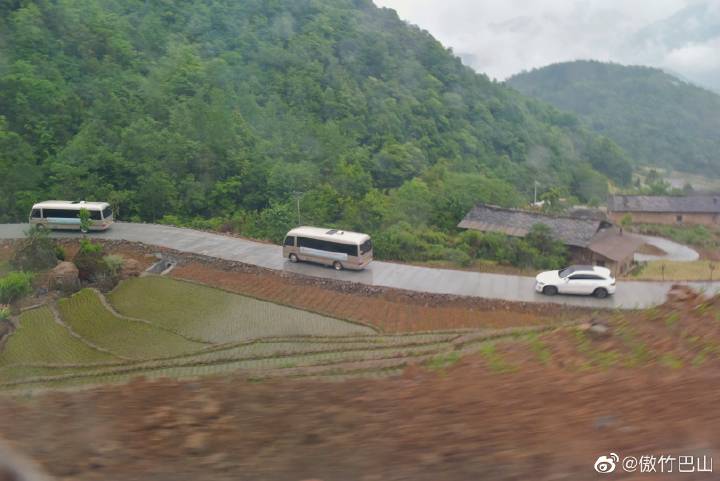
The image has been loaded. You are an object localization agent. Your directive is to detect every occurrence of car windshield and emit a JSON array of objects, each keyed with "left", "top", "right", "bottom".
[{"left": 558, "top": 267, "right": 573, "bottom": 278}]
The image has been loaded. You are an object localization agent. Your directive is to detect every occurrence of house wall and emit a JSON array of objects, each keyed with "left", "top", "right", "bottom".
[
  {"left": 608, "top": 211, "right": 720, "bottom": 227},
  {"left": 568, "top": 246, "right": 630, "bottom": 276}
]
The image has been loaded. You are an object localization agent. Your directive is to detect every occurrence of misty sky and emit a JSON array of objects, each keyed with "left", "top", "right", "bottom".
[{"left": 375, "top": 0, "right": 719, "bottom": 88}]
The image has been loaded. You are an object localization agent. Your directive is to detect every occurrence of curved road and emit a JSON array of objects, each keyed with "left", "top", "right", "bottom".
[
  {"left": 1, "top": 223, "right": 718, "bottom": 309},
  {"left": 634, "top": 234, "right": 700, "bottom": 262}
]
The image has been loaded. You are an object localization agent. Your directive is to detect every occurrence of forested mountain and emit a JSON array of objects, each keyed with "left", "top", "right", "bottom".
[
  {"left": 507, "top": 60, "right": 720, "bottom": 177},
  {"left": 0, "top": 0, "right": 630, "bottom": 261}
]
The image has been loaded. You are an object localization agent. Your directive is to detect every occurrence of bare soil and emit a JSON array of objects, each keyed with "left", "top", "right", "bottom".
[{"left": 0, "top": 289, "right": 718, "bottom": 481}]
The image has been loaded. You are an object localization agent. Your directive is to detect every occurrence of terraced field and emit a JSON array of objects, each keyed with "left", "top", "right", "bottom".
[
  {"left": 58, "top": 289, "right": 205, "bottom": 359},
  {"left": 0, "top": 306, "right": 119, "bottom": 366},
  {"left": 0, "top": 277, "right": 530, "bottom": 392},
  {"left": 109, "top": 276, "right": 376, "bottom": 342}
]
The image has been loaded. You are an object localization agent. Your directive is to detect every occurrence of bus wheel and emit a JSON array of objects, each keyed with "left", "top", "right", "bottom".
[
  {"left": 81, "top": 227, "right": 88, "bottom": 234},
  {"left": 289, "top": 253, "right": 299, "bottom": 263},
  {"left": 333, "top": 261, "right": 343, "bottom": 271}
]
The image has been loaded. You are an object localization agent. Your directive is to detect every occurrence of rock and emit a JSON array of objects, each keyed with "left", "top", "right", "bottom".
[
  {"left": 49, "top": 262, "right": 80, "bottom": 292},
  {"left": 120, "top": 258, "right": 142, "bottom": 279},
  {"left": 183, "top": 432, "right": 210, "bottom": 453},
  {"left": 588, "top": 322, "right": 611, "bottom": 339},
  {"left": 594, "top": 415, "right": 617, "bottom": 430}
]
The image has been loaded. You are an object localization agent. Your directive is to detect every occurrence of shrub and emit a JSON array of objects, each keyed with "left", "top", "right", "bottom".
[
  {"left": 55, "top": 245, "right": 66, "bottom": 261},
  {"left": 74, "top": 240, "right": 106, "bottom": 281},
  {"left": 439, "top": 248, "right": 472, "bottom": 267},
  {"left": 373, "top": 223, "right": 430, "bottom": 262},
  {"left": 0, "top": 306, "right": 9, "bottom": 322},
  {"left": 103, "top": 255, "right": 124, "bottom": 276},
  {"left": 78, "top": 207, "right": 92, "bottom": 233},
  {"left": 0, "top": 272, "right": 34, "bottom": 304},
  {"left": 79, "top": 239, "right": 103, "bottom": 255},
  {"left": 11, "top": 226, "right": 57, "bottom": 271}
]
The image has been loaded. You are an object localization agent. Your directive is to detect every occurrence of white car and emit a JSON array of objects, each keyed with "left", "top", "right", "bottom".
[{"left": 535, "top": 265, "right": 616, "bottom": 298}]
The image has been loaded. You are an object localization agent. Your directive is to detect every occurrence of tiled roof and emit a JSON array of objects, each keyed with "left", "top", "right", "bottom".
[
  {"left": 608, "top": 195, "right": 720, "bottom": 213},
  {"left": 588, "top": 228, "right": 646, "bottom": 262},
  {"left": 458, "top": 204, "right": 605, "bottom": 247}
]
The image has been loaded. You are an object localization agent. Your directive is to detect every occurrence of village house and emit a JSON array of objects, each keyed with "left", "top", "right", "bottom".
[
  {"left": 608, "top": 194, "right": 720, "bottom": 227},
  {"left": 458, "top": 204, "right": 646, "bottom": 274}
]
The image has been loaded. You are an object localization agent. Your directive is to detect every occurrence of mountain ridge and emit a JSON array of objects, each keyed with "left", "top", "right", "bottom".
[{"left": 507, "top": 60, "right": 720, "bottom": 177}]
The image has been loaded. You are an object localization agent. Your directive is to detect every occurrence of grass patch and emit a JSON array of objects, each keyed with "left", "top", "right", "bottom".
[
  {"left": 59, "top": 289, "right": 204, "bottom": 359},
  {"left": 108, "top": 276, "right": 375, "bottom": 343},
  {"left": 426, "top": 351, "right": 461, "bottom": 372},
  {"left": 525, "top": 332, "right": 551, "bottom": 365},
  {"left": 665, "top": 312, "right": 680, "bottom": 328},
  {"left": 613, "top": 322, "right": 652, "bottom": 367},
  {"left": 658, "top": 354, "right": 683, "bottom": 369},
  {"left": 478, "top": 342, "right": 517, "bottom": 373},
  {"left": 632, "top": 260, "right": 720, "bottom": 281},
  {"left": 572, "top": 328, "right": 622, "bottom": 369}
]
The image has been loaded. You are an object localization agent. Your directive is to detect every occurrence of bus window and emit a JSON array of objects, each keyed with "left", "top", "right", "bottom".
[
  {"left": 31, "top": 209, "right": 41, "bottom": 219},
  {"left": 90, "top": 210, "right": 103, "bottom": 220},
  {"left": 284, "top": 236, "right": 295, "bottom": 246},
  {"left": 102, "top": 206, "right": 113, "bottom": 219},
  {"left": 43, "top": 209, "right": 76, "bottom": 218}
]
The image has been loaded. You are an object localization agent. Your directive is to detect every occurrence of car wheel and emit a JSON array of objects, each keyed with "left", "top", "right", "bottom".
[
  {"left": 289, "top": 253, "right": 299, "bottom": 263},
  {"left": 593, "top": 288, "right": 608, "bottom": 299},
  {"left": 542, "top": 285, "right": 558, "bottom": 296},
  {"left": 333, "top": 261, "right": 343, "bottom": 271}
]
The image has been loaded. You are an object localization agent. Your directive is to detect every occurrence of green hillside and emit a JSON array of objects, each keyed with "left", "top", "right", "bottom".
[
  {"left": 507, "top": 60, "right": 720, "bottom": 177},
  {"left": 0, "top": 0, "right": 629, "bottom": 258}
]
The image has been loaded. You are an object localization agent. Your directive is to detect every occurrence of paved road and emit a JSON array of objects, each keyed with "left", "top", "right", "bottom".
[
  {"left": 634, "top": 234, "right": 700, "bottom": 262},
  {"left": 2, "top": 223, "right": 718, "bottom": 309}
]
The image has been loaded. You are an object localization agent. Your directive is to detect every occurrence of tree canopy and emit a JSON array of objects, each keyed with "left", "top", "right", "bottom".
[{"left": 0, "top": 0, "right": 626, "bottom": 266}]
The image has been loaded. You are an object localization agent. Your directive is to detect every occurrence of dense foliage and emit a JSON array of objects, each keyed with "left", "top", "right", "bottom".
[
  {"left": 0, "top": 0, "right": 626, "bottom": 265},
  {"left": 507, "top": 60, "right": 720, "bottom": 177}
]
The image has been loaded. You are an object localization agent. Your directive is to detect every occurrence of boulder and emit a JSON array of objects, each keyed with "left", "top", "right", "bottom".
[
  {"left": 49, "top": 262, "right": 80, "bottom": 292},
  {"left": 120, "top": 258, "right": 142, "bottom": 279}
]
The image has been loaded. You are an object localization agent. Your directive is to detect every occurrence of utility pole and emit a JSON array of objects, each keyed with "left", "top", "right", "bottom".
[
  {"left": 533, "top": 180, "right": 539, "bottom": 204},
  {"left": 292, "top": 191, "right": 303, "bottom": 226}
]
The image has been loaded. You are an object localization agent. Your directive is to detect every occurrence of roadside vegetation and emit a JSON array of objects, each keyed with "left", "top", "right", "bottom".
[{"left": 631, "top": 260, "right": 719, "bottom": 281}]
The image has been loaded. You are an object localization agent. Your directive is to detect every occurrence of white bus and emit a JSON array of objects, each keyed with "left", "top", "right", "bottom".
[
  {"left": 283, "top": 226, "right": 373, "bottom": 271},
  {"left": 29, "top": 201, "right": 114, "bottom": 232}
]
